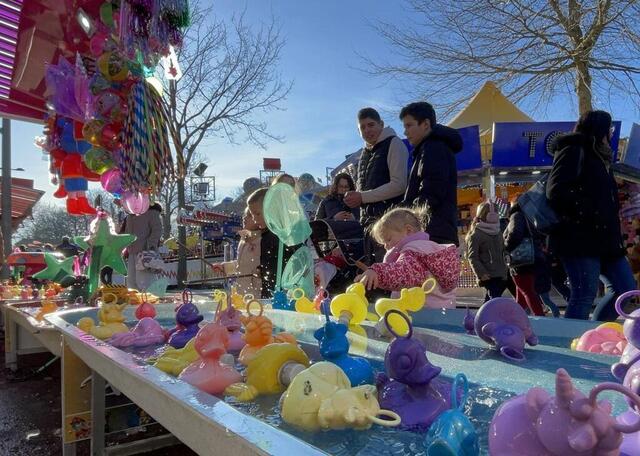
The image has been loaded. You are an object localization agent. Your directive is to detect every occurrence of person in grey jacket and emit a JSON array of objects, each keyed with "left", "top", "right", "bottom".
[
  {"left": 123, "top": 203, "right": 163, "bottom": 290},
  {"left": 466, "top": 201, "right": 509, "bottom": 301}
]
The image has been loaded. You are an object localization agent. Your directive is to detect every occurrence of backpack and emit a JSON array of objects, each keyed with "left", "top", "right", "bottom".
[{"left": 517, "top": 147, "right": 584, "bottom": 234}]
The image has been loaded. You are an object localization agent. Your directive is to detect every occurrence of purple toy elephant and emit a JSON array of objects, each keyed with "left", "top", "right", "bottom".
[
  {"left": 472, "top": 297, "right": 538, "bottom": 362},
  {"left": 489, "top": 368, "right": 640, "bottom": 456}
]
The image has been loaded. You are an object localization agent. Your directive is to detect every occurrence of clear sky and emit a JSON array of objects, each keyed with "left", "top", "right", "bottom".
[{"left": 7, "top": 0, "right": 639, "bottom": 205}]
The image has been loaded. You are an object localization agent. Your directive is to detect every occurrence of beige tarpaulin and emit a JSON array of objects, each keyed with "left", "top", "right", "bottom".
[{"left": 447, "top": 81, "right": 533, "bottom": 160}]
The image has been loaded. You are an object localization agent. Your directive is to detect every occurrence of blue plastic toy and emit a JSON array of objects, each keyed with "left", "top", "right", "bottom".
[
  {"left": 272, "top": 290, "right": 292, "bottom": 310},
  {"left": 424, "top": 373, "right": 479, "bottom": 456},
  {"left": 313, "top": 305, "right": 374, "bottom": 387}
]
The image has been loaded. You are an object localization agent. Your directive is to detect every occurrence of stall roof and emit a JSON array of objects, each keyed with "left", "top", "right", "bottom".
[
  {"left": 0, "top": 177, "right": 45, "bottom": 224},
  {"left": 0, "top": 0, "right": 105, "bottom": 123}
]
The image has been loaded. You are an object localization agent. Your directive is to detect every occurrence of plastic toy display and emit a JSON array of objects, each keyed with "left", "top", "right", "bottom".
[
  {"left": 374, "top": 278, "right": 436, "bottom": 336},
  {"left": 178, "top": 322, "right": 242, "bottom": 395},
  {"left": 238, "top": 301, "right": 296, "bottom": 366},
  {"left": 468, "top": 297, "right": 538, "bottom": 362},
  {"left": 314, "top": 307, "right": 374, "bottom": 387},
  {"left": 376, "top": 310, "right": 453, "bottom": 431},
  {"left": 489, "top": 368, "right": 640, "bottom": 455},
  {"left": 424, "top": 373, "right": 478, "bottom": 456},
  {"left": 153, "top": 339, "right": 199, "bottom": 376},
  {"left": 280, "top": 362, "right": 400, "bottom": 432},
  {"left": 35, "top": 299, "right": 59, "bottom": 322},
  {"left": 109, "top": 317, "right": 164, "bottom": 348},
  {"left": 571, "top": 322, "right": 627, "bottom": 355},
  {"left": 166, "top": 291, "right": 204, "bottom": 349},
  {"left": 330, "top": 282, "right": 369, "bottom": 326},
  {"left": 77, "top": 293, "right": 128, "bottom": 340}
]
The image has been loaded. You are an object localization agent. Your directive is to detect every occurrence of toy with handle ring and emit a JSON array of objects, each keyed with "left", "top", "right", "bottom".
[
  {"left": 375, "top": 278, "right": 436, "bottom": 336},
  {"left": 293, "top": 288, "right": 319, "bottom": 314}
]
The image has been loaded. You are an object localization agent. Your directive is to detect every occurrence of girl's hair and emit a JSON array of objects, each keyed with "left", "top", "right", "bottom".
[
  {"left": 247, "top": 187, "right": 268, "bottom": 205},
  {"left": 574, "top": 110, "right": 612, "bottom": 145},
  {"left": 330, "top": 173, "right": 356, "bottom": 195},
  {"left": 465, "top": 201, "right": 491, "bottom": 243},
  {"left": 371, "top": 206, "right": 428, "bottom": 244}
]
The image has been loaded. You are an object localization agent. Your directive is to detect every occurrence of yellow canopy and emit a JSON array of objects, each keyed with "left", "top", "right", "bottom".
[{"left": 447, "top": 81, "right": 533, "bottom": 160}]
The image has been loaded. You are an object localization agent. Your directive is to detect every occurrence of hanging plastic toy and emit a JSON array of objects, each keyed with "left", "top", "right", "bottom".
[{"left": 424, "top": 373, "right": 479, "bottom": 456}]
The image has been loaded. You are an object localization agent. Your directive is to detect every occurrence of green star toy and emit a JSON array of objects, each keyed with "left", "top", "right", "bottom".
[
  {"left": 75, "top": 213, "right": 136, "bottom": 295},
  {"left": 33, "top": 253, "right": 75, "bottom": 283}
]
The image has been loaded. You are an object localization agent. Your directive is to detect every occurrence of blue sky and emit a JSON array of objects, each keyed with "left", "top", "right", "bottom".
[{"left": 9, "top": 0, "right": 639, "bottom": 204}]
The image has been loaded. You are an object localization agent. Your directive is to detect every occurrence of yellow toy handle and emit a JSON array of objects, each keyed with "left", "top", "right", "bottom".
[
  {"left": 291, "top": 288, "right": 305, "bottom": 300},
  {"left": 368, "top": 409, "right": 401, "bottom": 427},
  {"left": 243, "top": 293, "right": 255, "bottom": 304},
  {"left": 246, "top": 299, "right": 264, "bottom": 317},
  {"left": 422, "top": 278, "right": 437, "bottom": 295},
  {"left": 102, "top": 292, "right": 118, "bottom": 306},
  {"left": 213, "top": 289, "right": 227, "bottom": 302}
]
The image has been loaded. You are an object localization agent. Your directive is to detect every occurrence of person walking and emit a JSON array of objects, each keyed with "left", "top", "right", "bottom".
[
  {"left": 547, "top": 110, "right": 635, "bottom": 320},
  {"left": 466, "top": 202, "right": 509, "bottom": 301},
  {"left": 123, "top": 203, "right": 163, "bottom": 290}
]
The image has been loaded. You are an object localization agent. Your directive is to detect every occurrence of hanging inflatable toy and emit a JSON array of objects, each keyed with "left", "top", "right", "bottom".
[
  {"left": 424, "top": 373, "right": 479, "bottom": 456},
  {"left": 489, "top": 368, "right": 640, "bottom": 456},
  {"left": 280, "top": 362, "right": 401, "bottom": 432},
  {"left": 314, "top": 303, "right": 374, "bottom": 387},
  {"left": 178, "top": 322, "right": 242, "bottom": 395},
  {"left": 376, "top": 310, "right": 453, "bottom": 431}
]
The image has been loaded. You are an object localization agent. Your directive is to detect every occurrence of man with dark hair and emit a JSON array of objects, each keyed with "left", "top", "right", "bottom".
[
  {"left": 400, "top": 101, "right": 462, "bottom": 246},
  {"left": 344, "top": 107, "right": 408, "bottom": 262}
]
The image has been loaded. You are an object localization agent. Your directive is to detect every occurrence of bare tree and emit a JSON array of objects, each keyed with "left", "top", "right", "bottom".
[
  {"left": 14, "top": 202, "right": 91, "bottom": 245},
  {"left": 160, "top": 4, "right": 291, "bottom": 284},
  {"left": 365, "top": 0, "right": 640, "bottom": 116}
]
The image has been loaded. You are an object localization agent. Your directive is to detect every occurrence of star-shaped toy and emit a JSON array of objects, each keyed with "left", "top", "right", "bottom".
[
  {"left": 33, "top": 253, "right": 75, "bottom": 283},
  {"left": 75, "top": 212, "right": 136, "bottom": 295}
]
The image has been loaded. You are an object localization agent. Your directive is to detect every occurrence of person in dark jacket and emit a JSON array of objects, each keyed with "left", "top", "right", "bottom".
[
  {"left": 56, "top": 236, "right": 81, "bottom": 258},
  {"left": 400, "top": 102, "right": 462, "bottom": 246},
  {"left": 315, "top": 173, "right": 359, "bottom": 221},
  {"left": 504, "top": 203, "right": 546, "bottom": 316},
  {"left": 547, "top": 110, "right": 634, "bottom": 321},
  {"left": 466, "top": 201, "right": 509, "bottom": 301}
]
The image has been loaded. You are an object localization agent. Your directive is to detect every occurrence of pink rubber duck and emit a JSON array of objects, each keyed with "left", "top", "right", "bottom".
[
  {"left": 108, "top": 318, "right": 165, "bottom": 348},
  {"left": 178, "top": 322, "right": 242, "bottom": 395},
  {"left": 489, "top": 368, "right": 640, "bottom": 455},
  {"left": 572, "top": 323, "right": 627, "bottom": 356}
]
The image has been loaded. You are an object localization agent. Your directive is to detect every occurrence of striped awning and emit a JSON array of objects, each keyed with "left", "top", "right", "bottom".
[{"left": 0, "top": 176, "right": 44, "bottom": 223}]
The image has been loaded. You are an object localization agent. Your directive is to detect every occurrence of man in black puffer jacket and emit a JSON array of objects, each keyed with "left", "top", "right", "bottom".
[{"left": 400, "top": 102, "right": 462, "bottom": 246}]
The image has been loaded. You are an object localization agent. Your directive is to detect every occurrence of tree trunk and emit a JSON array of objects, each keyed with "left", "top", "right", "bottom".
[
  {"left": 162, "top": 212, "right": 172, "bottom": 240},
  {"left": 176, "top": 177, "right": 187, "bottom": 287},
  {"left": 575, "top": 60, "right": 593, "bottom": 114}
]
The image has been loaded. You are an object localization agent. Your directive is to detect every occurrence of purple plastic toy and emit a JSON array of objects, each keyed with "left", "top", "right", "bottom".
[
  {"left": 167, "top": 290, "right": 203, "bottom": 349},
  {"left": 472, "top": 297, "right": 538, "bottom": 362},
  {"left": 216, "top": 303, "right": 245, "bottom": 353},
  {"left": 108, "top": 317, "right": 165, "bottom": 348},
  {"left": 489, "top": 368, "right": 640, "bottom": 455},
  {"left": 619, "top": 410, "right": 640, "bottom": 456},
  {"left": 376, "top": 309, "right": 452, "bottom": 431},
  {"left": 613, "top": 290, "right": 640, "bottom": 381},
  {"left": 463, "top": 308, "right": 475, "bottom": 334}
]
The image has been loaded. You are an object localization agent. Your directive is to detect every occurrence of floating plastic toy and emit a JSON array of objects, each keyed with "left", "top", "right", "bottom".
[
  {"left": 153, "top": 339, "right": 198, "bottom": 376},
  {"left": 134, "top": 293, "right": 157, "bottom": 320},
  {"left": 314, "top": 305, "right": 374, "bottom": 387},
  {"left": 238, "top": 300, "right": 297, "bottom": 366},
  {"left": 489, "top": 368, "right": 640, "bottom": 456},
  {"left": 293, "top": 288, "right": 319, "bottom": 314},
  {"left": 280, "top": 361, "right": 400, "bottom": 432},
  {"left": 109, "top": 317, "right": 164, "bottom": 348},
  {"left": 167, "top": 290, "right": 203, "bottom": 349},
  {"left": 178, "top": 322, "right": 242, "bottom": 395},
  {"left": 463, "top": 309, "right": 475, "bottom": 335},
  {"left": 216, "top": 297, "right": 245, "bottom": 353},
  {"left": 424, "top": 373, "right": 479, "bottom": 456},
  {"left": 77, "top": 293, "right": 128, "bottom": 339},
  {"left": 225, "top": 343, "right": 311, "bottom": 401},
  {"left": 571, "top": 322, "right": 626, "bottom": 356},
  {"left": 35, "top": 299, "right": 59, "bottom": 322},
  {"left": 612, "top": 290, "right": 640, "bottom": 381},
  {"left": 374, "top": 278, "right": 436, "bottom": 336},
  {"left": 272, "top": 290, "right": 291, "bottom": 310},
  {"left": 470, "top": 297, "right": 538, "bottom": 362},
  {"left": 330, "top": 282, "right": 369, "bottom": 326},
  {"left": 376, "top": 310, "right": 453, "bottom": 431}
]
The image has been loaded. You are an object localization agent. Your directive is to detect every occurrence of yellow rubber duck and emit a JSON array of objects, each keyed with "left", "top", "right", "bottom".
[
  {"left": 293, "top": 288, "right": 318, "bottom": 314},
  {"left": 35, "top": 299, "right": 59, "bottom": 322},
  {"left": 330, "top": 282, "right": 370, "bottom": 325},
  {"left": 152, "top": 339, "right": 198, "bottom": 376},
  {"left": 77, "top": 293, "right": 129, "bottom": 340},
  {"left": 225, "top": 343, "right": 310, "bottom": 402},
  {"left": 374, "top": 278, "right": 436, "bottom": 336}
]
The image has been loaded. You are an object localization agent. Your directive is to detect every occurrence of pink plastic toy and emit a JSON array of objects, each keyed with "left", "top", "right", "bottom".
[
  {"left": 572, "top": 323, "right": 627, "bottom": 356},
  {"left": 216, "top": 302, "right": 245, "bottom": 353},
  {"left": 489, "top": 368, "right": 640, "bottom": 455},
  {"left": 108, "top": 317, "right": 165, "bottom": 348},
  {"left": 178, "top": 322, "right": 242, "bottom": 395},
  {"left": 135, "top": 299, "right": 157, "bottom": 320}
]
